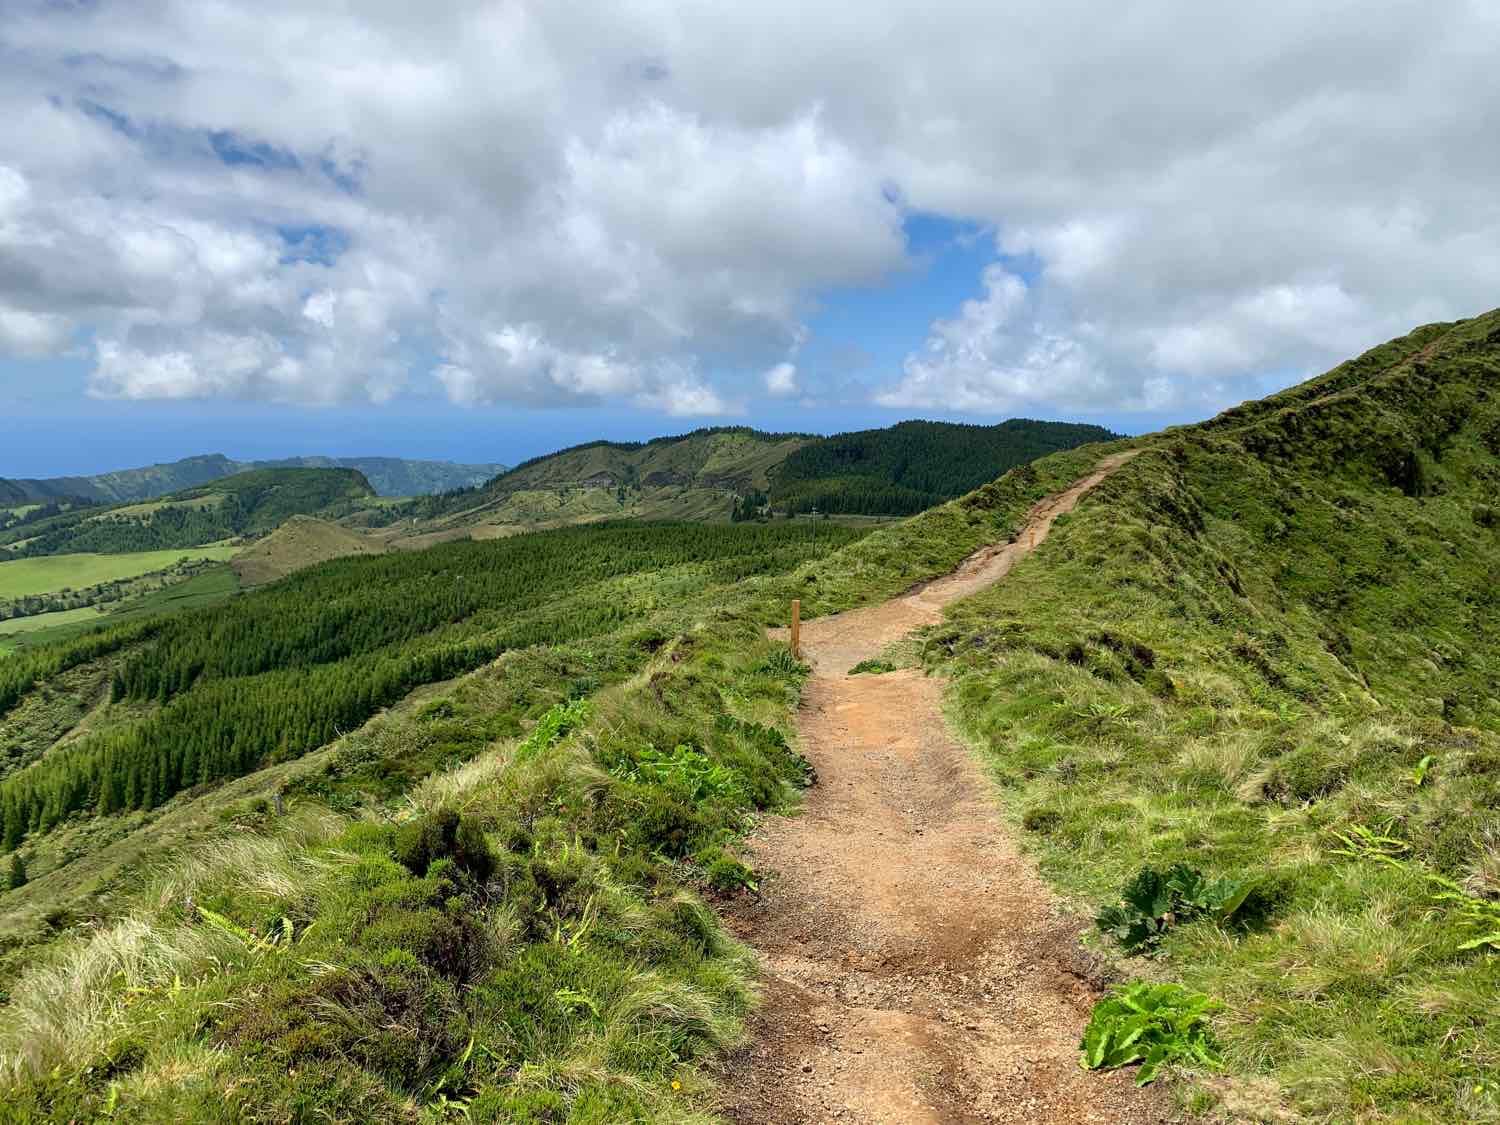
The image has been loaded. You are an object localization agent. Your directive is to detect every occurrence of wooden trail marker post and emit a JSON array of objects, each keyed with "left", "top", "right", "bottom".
[{"left": 790, "top": 599, "right": 801, "bottom": 659}]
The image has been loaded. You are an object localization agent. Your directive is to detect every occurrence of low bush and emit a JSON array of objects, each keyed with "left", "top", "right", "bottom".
[
  {"left": 393, "top": 807, "right": 495, "bottom": 881},
  {"left": 1095, "top": 865, "right": 1254, "bottom": 955},
  {"left": 1080, "top": 982, "right": 1222, "bottom": 1086}
]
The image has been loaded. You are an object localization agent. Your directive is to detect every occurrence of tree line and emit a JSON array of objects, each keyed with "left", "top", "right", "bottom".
[
  {"left": 0, "top": 521, "right": 862, "bottom": 847},
  {"left": 768, "top": 418, "right": 1118, "bottom": 515}
]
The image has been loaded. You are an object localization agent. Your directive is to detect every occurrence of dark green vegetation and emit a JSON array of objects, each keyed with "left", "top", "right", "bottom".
[
  {"left": 0, "top": 453, "right": 505, "bottom": 504},
  {"left": 0, "top": 499, "right": 99, "bottom": 538},
  {"left": 0, "top": 522, "right": 862, "bottom": 843},
  {"left": 0, "top": 469, "right": 374, "bottom": 558},
  {"left": 1095, "top": 865, "right": 1254, "bottom": 955},
  {"left": 768, "top": 418, "right": 1117, "bottom": 516},
  {"left": 925, "top": 310, "right": 1500, "bottom": 1118}
]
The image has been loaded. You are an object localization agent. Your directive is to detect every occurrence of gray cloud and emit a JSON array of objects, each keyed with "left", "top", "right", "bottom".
[{"left": 1, "top": 0, "right": 1497, "bottom": 417}]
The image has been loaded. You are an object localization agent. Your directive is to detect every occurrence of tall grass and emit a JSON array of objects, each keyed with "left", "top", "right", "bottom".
[{"left": 929, "top": 373, "right": 1500, "bottom": 1120}]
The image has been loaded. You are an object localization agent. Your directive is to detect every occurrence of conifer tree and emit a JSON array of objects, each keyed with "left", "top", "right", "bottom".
[{"left": 6, "top": 852, "right": 26, "bottom": 891}]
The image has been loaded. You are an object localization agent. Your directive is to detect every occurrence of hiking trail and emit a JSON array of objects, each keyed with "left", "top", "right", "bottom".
[{"left": 719, "top": 451, "right": 1168, "bottom": 1124}]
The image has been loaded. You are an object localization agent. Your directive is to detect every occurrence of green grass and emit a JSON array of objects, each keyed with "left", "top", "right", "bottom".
[
  {"left": 0, "top": 606, "right": 104, "bottom": 635},
  {"left": 0, "top": 548, "right": 239, "bottom": 599},
  {"left": 920, "top": 310, "right": 1500, "bottom": 1119},
  {"left": 0, "top": 527, "right": 851, "bottom": 1120},
  {"left": 0, "top": 566, "right": 242, "bottom": 653},
  {"left": 0, "top": 453, "right": 1111, "bottom": 1120}
]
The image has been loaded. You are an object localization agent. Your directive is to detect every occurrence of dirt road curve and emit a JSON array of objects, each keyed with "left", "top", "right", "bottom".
[{"left": 718, "top": 452, "right": 1168, "bottom": 1125}]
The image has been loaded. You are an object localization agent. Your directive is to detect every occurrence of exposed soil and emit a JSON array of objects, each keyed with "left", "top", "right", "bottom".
[{"left": 718, "top": 452, "right": 1171, "bottom": 1124}]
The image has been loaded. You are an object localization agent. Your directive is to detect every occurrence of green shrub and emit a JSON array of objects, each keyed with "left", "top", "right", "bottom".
[
  {"left": 757, "top": 645, "right": 807, "bottom": 678},
  {"left": 1020, "top": 807, "right": 1062, "bottom": 834},
  {"left": 393, "top": 808, "right": 495, "bottom": 881},
  {"left": 1095, "top": 864, "right": 1255, "bottom": 955},
  {"left": 1080, "top": 982, "right": 1223, "bottom": 1085},
  {"left": 416, "top": 698, "right": 457, "bottom": 721},
  {"left": 514, "top": 698, "right": 591, "bottom": 762},
  {"left": 612, "top": 743, "right": 748, "bottom": 805},
  {"left": 697, "top": 847, "right": 759, "bottom": 893}
]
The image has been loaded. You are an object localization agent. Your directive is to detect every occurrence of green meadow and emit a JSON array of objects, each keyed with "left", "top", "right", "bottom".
[{"left": 0, "top": 548, "right": 239, "bottom": 599}]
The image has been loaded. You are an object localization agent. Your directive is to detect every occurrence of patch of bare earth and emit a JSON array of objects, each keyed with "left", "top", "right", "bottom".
[{"left": 718, "top": 453, "right": 1171, "bottom": 1124}]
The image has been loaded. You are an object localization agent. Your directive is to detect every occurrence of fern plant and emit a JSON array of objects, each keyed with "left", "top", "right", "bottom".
[
  {"left": 1425, "top": 873, "right": 1500, "bottom": 953},
  {"left": 1080, "top": 982, "right": 1223, "bottom": 1086}
]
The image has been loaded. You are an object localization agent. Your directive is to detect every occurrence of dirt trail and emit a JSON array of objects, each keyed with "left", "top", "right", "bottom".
[{"left": 719, "top": 452, "right": 1167, "bottom": 1125}]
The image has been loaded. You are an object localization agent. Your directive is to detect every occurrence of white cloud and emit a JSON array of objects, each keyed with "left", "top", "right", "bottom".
[
  {"left": 0, "top": 304, "right": 70, "bottom": 357},
  {"left": 878, "top": 266, "right": 1114, "bottom": 413},
  {"left": 764, "top": 362, "right": 799, "bottom": 397},
  {"left": 1, "top": 0, "right": 1498, "bottom": 417}
]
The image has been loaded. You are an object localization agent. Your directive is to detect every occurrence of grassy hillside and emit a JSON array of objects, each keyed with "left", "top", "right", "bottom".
[
  {"left": 917, "top": 310, "right": 1500, "bottom": 1120},
  {"left": 767, "top": 418, "right": 1119, "bottom": 516},
  {"left": 0, "top": 521, "right": 872, "bottom": 1121},
  {"left": 0, "top": 469, "right": 375, "bottom": 559},
  {"left": 0, "top": 455, "right": 507, "bottom": 505},
  {"left": 378, "top": 419, "right": 1116, "bottom": 539},
  {"left": 231, "top": 516, "right": 386, "bottom": 587},
  {"left": 391, "top": 427, "right": 814, "bottom": 533},
  {"left": 0, "top": 429, "right": 1120, "bottom": 1121}
]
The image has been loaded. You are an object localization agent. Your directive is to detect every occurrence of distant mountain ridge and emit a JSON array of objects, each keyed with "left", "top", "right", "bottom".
[
  {"left": 0, "top": 454, "right": 506, "bottom": 504},
  {"left": 0, "top": 468, "right": 375, "bottom": 558},
  {"left": 376, "top": 420, "right": 1117, "bottom": 536}
]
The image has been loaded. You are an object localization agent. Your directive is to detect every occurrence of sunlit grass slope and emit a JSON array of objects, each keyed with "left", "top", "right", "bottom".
[
  {"left": 0, "top": 441, "right": 1115, "bottom": 1122},
  {"left": 926, "top": 310, "right": 1500, "bottom": 1121}
]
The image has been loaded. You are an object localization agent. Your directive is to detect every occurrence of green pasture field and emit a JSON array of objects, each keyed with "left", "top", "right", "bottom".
[{"left": 0, "top": 547, "right": 240, "bottom": 599}]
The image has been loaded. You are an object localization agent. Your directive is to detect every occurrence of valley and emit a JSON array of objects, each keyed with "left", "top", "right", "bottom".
[{"left": 0, "top": 316, "right": 1498, "bottom": 1121}]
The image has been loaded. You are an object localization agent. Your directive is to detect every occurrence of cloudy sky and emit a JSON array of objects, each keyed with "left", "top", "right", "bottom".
[{"left": 3, "top": 0, "right": 1498, "bottom": 474}]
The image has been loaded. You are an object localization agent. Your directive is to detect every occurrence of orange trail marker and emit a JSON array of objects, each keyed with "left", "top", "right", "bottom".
[{"left": 791, "top": 598, "right": 802, "bottom": 659}]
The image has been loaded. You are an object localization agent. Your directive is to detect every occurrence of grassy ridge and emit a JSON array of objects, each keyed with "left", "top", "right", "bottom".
[
  {"left": 0, "top": 441, "right": 1121, "bottom": 1122},
  {"left": 925, "top": 311, "right": 1500, "bottom": 1119}
]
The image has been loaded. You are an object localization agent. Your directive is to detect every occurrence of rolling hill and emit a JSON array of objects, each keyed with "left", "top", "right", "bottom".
[
  {"left": 767, "top": 418, "right": 1119, "bottom": 515},
  {"left": 0, "top": 454, "right": 505, "bottom": 505},
  {"left": 379, "top": 420, "right": 1117, "bottom": 536},
  {"left": 231, "top": 515, "right": 387, "bottom": 587},
  {"left": 380, "top": 426, "right": 818, "bottom": 533},
  {"left": 0, "top": 468, "right": 376, "bottom": 558}
]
